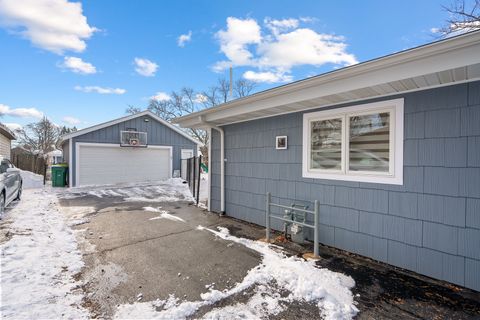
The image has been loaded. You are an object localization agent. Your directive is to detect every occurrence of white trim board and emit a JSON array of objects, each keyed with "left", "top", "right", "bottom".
[
  {"left": 207, "top": 128, "right": 212, "bottom": 211},
  {"left": 62, "top": 111, "right": 201, "bottom": 146},
  {"left": 68, "top": 138, "right": 72, "bottom": 187},
  {"left": 74, "top": 142, "right": 173, "bottom": 187}
]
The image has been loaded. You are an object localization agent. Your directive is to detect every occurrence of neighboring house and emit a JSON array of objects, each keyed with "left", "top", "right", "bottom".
[
  {"left": 60, "top": 111, "right": 200, "bottom": 187},
  {"left": 174, "top": 31, "right": 480, "bottom": 291},
  {"left": 46, "top": 149, "right": 63, "bottom": 165},
  {"left": 0, "top": 123, "right": 16, "bottom": 160}
]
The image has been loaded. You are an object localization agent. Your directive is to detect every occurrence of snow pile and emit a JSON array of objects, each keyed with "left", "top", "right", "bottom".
[
  {"left": 62, "top": 178, "right": 195, "bottom": 203},
  {"left": 114, "top": 226, "right": 358, "bottom": 320},
  {"left": 0, "top": 189, "right": 88, "bottom": 319},
  {"left": 20, "top": 169, "right": 44, "bottom": 189},
  {"left": 143, "top": 207, "right": 186, "bottom": 222},
  {"left": 197, "top": 173, "right": 208, "bottom": 209}
]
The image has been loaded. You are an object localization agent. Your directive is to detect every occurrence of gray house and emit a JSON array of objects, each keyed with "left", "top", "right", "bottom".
[
  {"left": 0, "top": 123, "right": 16, "bottom": 160},
  {"left": 61, "top": 111, "right": 199, "bottom": 187},
  {"left": 175, "top": 31, "right": 480, "bottom": 291}
]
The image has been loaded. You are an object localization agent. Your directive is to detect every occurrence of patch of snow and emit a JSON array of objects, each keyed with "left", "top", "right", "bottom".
[
  {"left": 68, "top": 218, "right": 90, "bottom": 226},
  {"left": 197, "top": 173, "right": 208, "bottom": 209},
  {"left": 61, "top": 178, "right": 195, "bottom": 204},
  {"left": 0, "top": 189, "right": 88, "bottom": 319},
  {"left": 144, "top": 207, "right": 185, "bottom": 222},
  {"left": 20, "top": 170, "right": 44, "bottom": 189},
  {"left": 114, "top": 226, "right": 357, "bottom": 320}
]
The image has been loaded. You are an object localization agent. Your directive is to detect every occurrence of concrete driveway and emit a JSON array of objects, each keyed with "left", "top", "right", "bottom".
[
  {"left": 57, "top": 181, "right": 480, "bottom": 319},
  {"left": 58, "top": 182, "right": 266, "bottom": 318}
]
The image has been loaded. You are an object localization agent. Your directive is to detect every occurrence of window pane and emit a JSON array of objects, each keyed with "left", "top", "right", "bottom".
[
  {"left": 310, "top": 118, "right": 342, "bottom": 170},
  {"left": 349, "top": 112, "right": 390, "bottom": 172}
]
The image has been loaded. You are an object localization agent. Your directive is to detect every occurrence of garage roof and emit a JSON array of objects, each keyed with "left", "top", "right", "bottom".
[
  {"left": 173, "top": 31, "right": 480, "bottom": 129},
  {"left": 60, "top": 110, "right": 201, "bottom": 145},
  {"left": 0, "top": 123, "right": 16, "bottom": 140}
]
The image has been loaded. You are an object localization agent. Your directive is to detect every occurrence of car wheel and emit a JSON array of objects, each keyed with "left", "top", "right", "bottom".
[{"left": 16, "top": 183, "right": 22, "bottom": 201}]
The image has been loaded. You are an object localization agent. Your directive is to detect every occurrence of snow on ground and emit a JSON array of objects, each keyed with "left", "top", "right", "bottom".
[
  {"left": 114, "top": 226, "right": 358, "bottom": 320},
  {"left": 0, "top": 189, "right": 88, "bottom": 319},
  {"left": 197, "top": 173, "right": 208, "bottom": 209},
  {"left": 19, "top": 170, "right": 44, "bottom": 189},
  {"left": 144, "top": 206, "right": 186, "bottom": 222},
  {"left": 60, "top": 178, "right": 195, "bottom": 203}
]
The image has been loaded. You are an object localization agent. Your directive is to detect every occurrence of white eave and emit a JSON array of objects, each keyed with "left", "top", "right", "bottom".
[
  {"left": 173, "top": 31, "right": 480, "bottom": 128},
  {"left": 60, "top": 110, "right": 202, "bottom": 145}
]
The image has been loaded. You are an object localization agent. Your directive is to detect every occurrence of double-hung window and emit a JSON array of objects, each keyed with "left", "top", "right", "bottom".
[{"left": 302, "top": 98, "right": 404, "bottom": 184}]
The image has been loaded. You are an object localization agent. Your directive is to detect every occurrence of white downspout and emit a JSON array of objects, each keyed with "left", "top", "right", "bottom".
[
  {"left": 199, "top": 117, "right": 225, "bottom": 214},
  {"left": 207, "top": 127, "right": 212, "bottom": 212}
]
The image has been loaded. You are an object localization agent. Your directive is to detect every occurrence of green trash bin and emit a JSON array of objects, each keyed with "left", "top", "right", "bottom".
[{"left": 51, "top": 165, "right": 68, "bottom": 187}]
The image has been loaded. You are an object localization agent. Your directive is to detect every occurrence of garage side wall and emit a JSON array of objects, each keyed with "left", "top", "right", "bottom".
[
  {"left": 62, "top": 140, "right": 69, "bottom": 164},
  {"left": 71, "top": 115, "right": 197, "bottom": 185},
  {"left": 210, "top": 81, "right": 480, "bottom": 291},
  {"left": 0, "top": 134, "right": 11, "bottom": 160}
]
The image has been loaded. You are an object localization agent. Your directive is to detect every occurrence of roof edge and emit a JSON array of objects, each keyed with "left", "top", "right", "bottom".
[
  {"left": 0, "top": 123, "right": 16, "bottom": 140},
  {"left": 60, "top": 110, "right": 202, "bottom": 146}
]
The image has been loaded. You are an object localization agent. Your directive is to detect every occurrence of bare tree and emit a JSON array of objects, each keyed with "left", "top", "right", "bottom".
[
  {"left": 145, "top": 87, "right": 210, "bottom": 161},
  {"left": 234, "top": 79, "right": 257, "bottom": 98},
  {"left": 17, "top": 117, "right": 61, "bottom": 154},
  {"left": 201, "top": 77, "right": 257, "bottom": 108},
  {"left": 125, "top": 105, "right": 142, "bottom": 114},
  {"left": 437, "top": 0, "right": 480, "bottom": 35}
]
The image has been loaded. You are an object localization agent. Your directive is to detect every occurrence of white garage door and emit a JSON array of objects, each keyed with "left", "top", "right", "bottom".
[{"left": 77, "top": 144, "right": 171, "bottom": 186}]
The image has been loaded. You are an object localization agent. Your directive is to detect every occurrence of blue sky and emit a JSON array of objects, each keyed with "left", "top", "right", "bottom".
[{"left": 0, "top": 0, "right": 450, "bottom": 130}]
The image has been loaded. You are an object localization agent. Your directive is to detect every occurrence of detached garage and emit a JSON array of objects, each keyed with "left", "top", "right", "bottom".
[{"left": 60, "top": 111, "right": 200, "bottom": 187}]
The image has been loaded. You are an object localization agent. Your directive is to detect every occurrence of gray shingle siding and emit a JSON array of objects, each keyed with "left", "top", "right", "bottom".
[
  {"left": 210, "top": 80, "right": 480, "bottom": 291},
  {"left": 70, "top": 114, "right": 197, "bottom": 186}
]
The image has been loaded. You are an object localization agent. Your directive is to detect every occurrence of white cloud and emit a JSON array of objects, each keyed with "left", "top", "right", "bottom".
[
  {"left": 214, "top": 17, "right": 262, "bottom": 70},
  {"left": 4, "top": 122, "right": 22, "bottom": 131},
  {"left": 264, "top": 18, "right": 299, "bottom": 35},
  {"left": 0, "top": 103, "right": 43, "bottom": 119},
  {"left": 0, "top": 0, "right": 97, "bottom": 54},
  {"left": 150, "top": 92, "right": 171, "bottom": 101},
  {"left": 62, "top": 116, "right": 80, "bottom": 125},
  {"left": 431, "top": 21, "right": 480, "bottom": 37},
  {"left": 134, "top": 58, "right": 158, "bottom": 77},
  {"left": 60, "top": 56, "right": 96, "bottom": 74},
  {"left": 243, "top": 70, "right": 292, "bottom": 83},
  {"left": 74, "top": 85, "right": 126, "bottom": 95},
  {"left": 177, "top": 31, "right": 192, "bottom": 47},
  {"left": 299, "top": 16, "right": 318, "bottom": 24},
  {"left": 257, "top": 29, "right": 357, "bottom": 69},
  {"left": 213, "top": 17, "right": 357, "bottom": 83}
]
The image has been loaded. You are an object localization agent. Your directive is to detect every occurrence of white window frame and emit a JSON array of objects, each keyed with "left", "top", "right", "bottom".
[{"left": 302, "top": 98, "right": 404, "bottom": 185}]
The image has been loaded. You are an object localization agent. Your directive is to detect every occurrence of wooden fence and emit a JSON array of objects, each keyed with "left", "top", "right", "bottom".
[{"left": 11, "top": 150, "right": 46, "bottom": 176}]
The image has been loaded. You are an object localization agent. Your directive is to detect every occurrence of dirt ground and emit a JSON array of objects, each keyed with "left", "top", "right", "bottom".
[{"left": 58, "top": 185, "right": 480, "bottom": 319}]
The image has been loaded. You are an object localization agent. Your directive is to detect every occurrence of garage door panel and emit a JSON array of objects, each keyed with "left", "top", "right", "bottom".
[{"left": 77, "top": 145, "right": 171, "bottom": 186}]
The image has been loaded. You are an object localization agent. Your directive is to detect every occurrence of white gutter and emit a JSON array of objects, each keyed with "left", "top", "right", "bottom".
[{"left": 199, "top": 117, "right": 225, "bottom": 214}]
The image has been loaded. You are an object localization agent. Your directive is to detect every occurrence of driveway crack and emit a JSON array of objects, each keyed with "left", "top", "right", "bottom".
[{"left": 95, "top": 221, "right": 222, "bottom": 254}]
